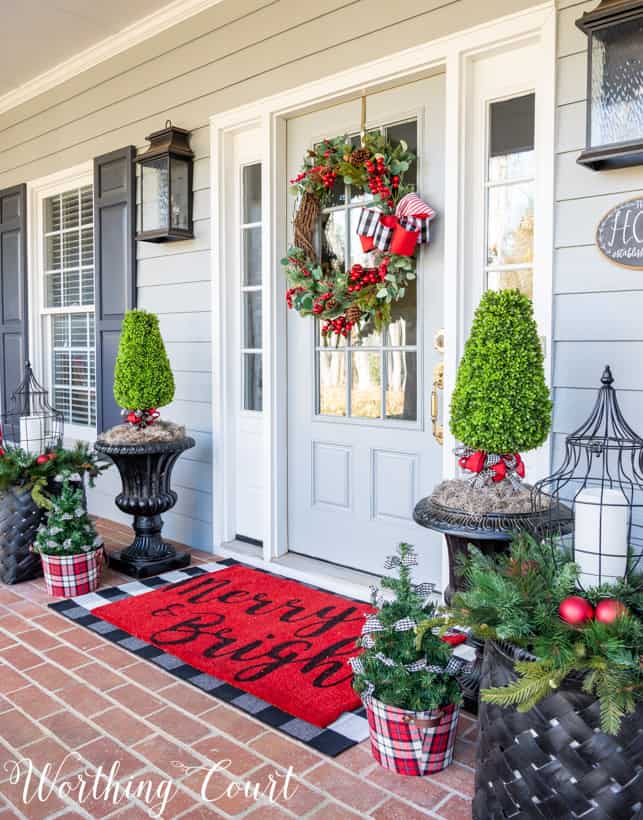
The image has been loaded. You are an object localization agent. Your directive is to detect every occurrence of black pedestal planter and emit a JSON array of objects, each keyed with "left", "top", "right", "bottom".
[
  {"left": 95, "top": 437, "right": 195, "bottom": 579},
  {"left": 413, "top": 497, "right": 569, "bottom": 605},
  {"left": 474, "top": 640, "right": 643, "bottom": 820}
]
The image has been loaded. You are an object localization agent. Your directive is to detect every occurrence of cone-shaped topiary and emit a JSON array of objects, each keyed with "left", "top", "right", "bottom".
[
  {"left": 450, "top": 289, "right": 552, "bottom": 454},
  {"left": 113, "top": 310, "right": 175, "bottom": 411}
]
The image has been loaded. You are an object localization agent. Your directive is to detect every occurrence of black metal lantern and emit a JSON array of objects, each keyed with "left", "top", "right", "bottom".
[
  {"left": 533, "top": 366, "right": 642, "bottom": 588},
  {"left": 1, "top": 361, "right": 64, "bottom": 454},
  {"left": 136, "top": 120, "right": 194, "bottom": 242},
  {"left": 576, "top": 0, "right": 643, "bottom": 170}
]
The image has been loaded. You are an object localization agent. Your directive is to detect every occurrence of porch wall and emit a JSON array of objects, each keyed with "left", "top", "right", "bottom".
[
  {"left": 0, "top": 0, "right": 538, "bottom": 549},
  {"left": 553, "top": 1, "right": 643, "bottom": 456}
]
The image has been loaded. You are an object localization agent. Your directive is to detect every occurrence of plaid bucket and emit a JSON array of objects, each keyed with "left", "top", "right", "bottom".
[
  {"left": 366, "top": 697, "right": 460, "bottom": 776},
  {"left": 41, "top": 548, "right": 104, "bottom": 597}
]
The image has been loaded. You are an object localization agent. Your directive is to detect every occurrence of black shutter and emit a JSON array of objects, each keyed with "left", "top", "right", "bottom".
[
  {"left": 94, "top": 146, "right": 136, "bottom": 433},
  {"left": 0, "top": 184, "right": 28, "bottom": 415}
]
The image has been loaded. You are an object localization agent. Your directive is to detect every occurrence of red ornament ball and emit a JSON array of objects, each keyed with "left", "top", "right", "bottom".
[
  {"left": 595, "top": 599, "right": 628, "bottom": 624},
  {"left": 0, "top": 448, "right": 5, "bottom": 457},
  {"left": 559, "top": 596, "right": 593, "bottom": 625},
  {"left": 441, "top": 633, "right": 467, "bottom": 647},
  {"left": 127, "top": 412, "right": 139, "bottom": 424},
  {"left": 35, "top": 455, "right": 49, "bottom": 465}
]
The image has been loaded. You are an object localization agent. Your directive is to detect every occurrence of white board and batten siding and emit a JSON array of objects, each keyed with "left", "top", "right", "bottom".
[
  {"left": 553, "top": 0, "right": 643, "bottom": 465},
  {"left": 0, "top": 0, "right": 549, "bottom": 550}
]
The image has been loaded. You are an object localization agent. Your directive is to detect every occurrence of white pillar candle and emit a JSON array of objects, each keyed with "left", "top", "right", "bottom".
[
  {"left": 19, "top": 414, "right": 48, "bottom": 455},
  {"left": 574, "top": 487, "right": 629, "bottom": 587}
]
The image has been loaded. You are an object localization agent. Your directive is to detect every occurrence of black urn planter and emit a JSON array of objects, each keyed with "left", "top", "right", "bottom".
[
  {"left": 474, "top": 639, "right": 643, "bottom": 820},
  {"left": 94, "top": 437, "right": 195, "bottom": 579},
  {"left": 413, "top": 497, "right": 571, "bottom": 605}
]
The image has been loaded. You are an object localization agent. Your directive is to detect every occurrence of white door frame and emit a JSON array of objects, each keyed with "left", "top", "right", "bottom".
[{"left": 210, "top": 2, "right": 556, "bottom": 566}]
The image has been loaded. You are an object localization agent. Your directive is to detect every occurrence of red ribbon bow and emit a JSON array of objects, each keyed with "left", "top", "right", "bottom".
[{"left": 458, "top": 450, "right": 525, "bottom": 483}]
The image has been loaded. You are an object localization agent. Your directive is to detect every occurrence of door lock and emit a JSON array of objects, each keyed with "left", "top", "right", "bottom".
[{"left": 431, "top": 361, "right": 444, "bottom": 446}]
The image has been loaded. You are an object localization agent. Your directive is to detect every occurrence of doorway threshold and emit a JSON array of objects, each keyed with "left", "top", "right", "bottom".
[{"left": 219, "top": 540, "right": 378, "bottom": 602}]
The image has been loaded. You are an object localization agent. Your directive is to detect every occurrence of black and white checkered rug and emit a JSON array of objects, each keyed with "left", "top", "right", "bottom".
[{"left": 49, "top": 558, "right": 369, "bottom": 757}]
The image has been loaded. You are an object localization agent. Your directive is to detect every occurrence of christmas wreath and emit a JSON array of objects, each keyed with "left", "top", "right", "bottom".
[{"left": 282, "top": 131, "right": 435, "bottom": 337}]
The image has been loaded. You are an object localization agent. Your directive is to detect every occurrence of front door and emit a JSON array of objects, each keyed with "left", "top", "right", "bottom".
[{"left": 286, "top": 75, "right": 446, "bottom": 583}]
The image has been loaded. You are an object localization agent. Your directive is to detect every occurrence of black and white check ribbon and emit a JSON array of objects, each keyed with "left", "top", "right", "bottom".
[
  {"left": 392, "top": 617, "right": 416, "bottom": 632},
  {"left": 384, "top": 548, "right": 419, "bottom": 570},
  {"left": 363, "top": 615, "right": 385, "bottom": 634},
  {"left": 414, "top": 582, "right": 435, "bottom": 597}
]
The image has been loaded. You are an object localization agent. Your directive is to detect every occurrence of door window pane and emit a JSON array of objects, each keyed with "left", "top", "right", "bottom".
[
  {"left": 318, "top": 351, "right": 347, "bottom": 416},
  {"left": 386, "top": 351, "right": 417, "bottom": 421},
  {"left": 243, "top": 164, "right": 262, "bottom": 223},
  {"left": 487, "top": 185, "right": 534, "bottom": 267},
  {"left": 488, "top": 268, "right": 533, "bottom": 299},
  {"left": 351, "top": 352, "right": 381, "bottom": 419},
  {"left": 243, "top": 353, "right": 263, "bottom": 412},
  {"left": 242, "top": 227, "right": 262, "bottom": 286},
  {"left": 321, "top": 211, "right": 346, "bottom": 272},
  {"left": 243, "top": 291, "right": 262, "bottom": 349}
]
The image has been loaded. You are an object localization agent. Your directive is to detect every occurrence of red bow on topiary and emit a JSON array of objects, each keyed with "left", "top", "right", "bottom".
[{"left": 456, "top": 447, "right": 525, "bottom": 487}]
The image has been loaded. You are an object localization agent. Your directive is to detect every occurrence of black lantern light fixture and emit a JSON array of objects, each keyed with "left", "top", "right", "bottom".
[
  {"left": 576, "top": 0, "right": 643, "bottom": 170},
  {"left": 136, "top": 120, "right": 194, "bottom": 242},
  {"left": 533, "top": 366, "right": 642, "bottom": 589}
]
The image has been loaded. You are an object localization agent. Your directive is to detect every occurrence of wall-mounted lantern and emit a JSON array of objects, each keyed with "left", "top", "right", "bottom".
[
  {"left": 576, "top": 0, "right": 643, "bottom": 170},
  {"left": 136, "top": 121, "right": 194, "bottom": 242}
]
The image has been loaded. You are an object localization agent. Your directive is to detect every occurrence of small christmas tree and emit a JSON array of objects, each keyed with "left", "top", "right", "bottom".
[
  {"left": 450, "top": 289, "right": 551, "bottom": 455},
  {"left": 113, "top": 310, "right": 175, "bottom": 420},
  {"left": 351, "top": 543, "right": 462, "bottom": 712},
  {"left": 34, "top": 482, "right": 103, "bottom": 556}
]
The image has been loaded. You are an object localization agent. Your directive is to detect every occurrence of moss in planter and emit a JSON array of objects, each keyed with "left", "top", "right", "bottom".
[
  {"left": 450, "top": 289, "right": 552, "bottom": 454},
  {"left": 100, "top": 420, "right": 186, "bottom": 445},
  {"left": 113, "top": 310, "right": 175, "bottom": 412},
  {"left": 430, "top": 479, "right": 550, "bottom": 515}
]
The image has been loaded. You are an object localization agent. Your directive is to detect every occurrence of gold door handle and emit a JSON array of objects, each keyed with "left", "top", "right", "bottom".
[{"left": 431, "top": 361, "right": 444, "bottom": 445}]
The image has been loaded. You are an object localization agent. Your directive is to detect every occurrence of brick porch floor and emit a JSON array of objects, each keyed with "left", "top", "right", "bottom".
[{"left": 0, "top": 518, "right": 477, "bottom": 819}]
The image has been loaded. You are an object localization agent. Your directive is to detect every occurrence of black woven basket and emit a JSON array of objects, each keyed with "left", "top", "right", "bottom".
[{"left": 474, "top": 639, "right": 643, "bottom": 820}]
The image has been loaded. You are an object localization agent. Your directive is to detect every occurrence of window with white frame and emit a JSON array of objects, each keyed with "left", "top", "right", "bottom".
[
  {"left": 240, "top": 163, "right": 263, "bottom": 412},
  {"left": 42, "top": 185, "right": 96, "bottom": 427},
  {"left": 485, "top": 93, "right": 535, "bottom": 299}
]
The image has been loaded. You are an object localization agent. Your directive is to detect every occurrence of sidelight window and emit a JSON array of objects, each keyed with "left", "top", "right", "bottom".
[
  {"left": 240, "top": 163, "right": 263, "bottom": 412},
  {"left": 485, "top": 93, "right": 535, "bottom": 299}
]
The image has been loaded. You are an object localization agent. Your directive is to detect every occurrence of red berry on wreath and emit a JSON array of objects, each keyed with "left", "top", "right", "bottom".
[
  {"left": 595, "top": 599, "right": 628, "bottom": 624},
  {"left": 559, "top": 595, "right": 593, "bottom": 625},
  {"left": 36, "top": 455, "right": 49, "bottom": 465}
]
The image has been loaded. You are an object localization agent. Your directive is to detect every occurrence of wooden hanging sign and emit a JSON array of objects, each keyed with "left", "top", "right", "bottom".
[{"left": 596, "top": 197, "right": 643, "bottom": 269}]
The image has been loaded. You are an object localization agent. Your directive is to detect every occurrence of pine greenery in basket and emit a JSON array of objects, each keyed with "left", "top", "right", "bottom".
[
  {"left": 352, "top": 542, "right": 463, "bottom": 712},
  {"left": 0, "top": 442, "right": 108, "bottom": 508},
  {"left": 448, "top": 533, "right": 642, "bottom": 734},
  {"left": 33, "top": 481, "right": 103, "bottom": 556}
]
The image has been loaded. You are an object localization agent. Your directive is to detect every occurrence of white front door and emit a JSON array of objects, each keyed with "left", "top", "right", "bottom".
[{"left": 286, "top": 76, "right": 446, "bottom": 583}]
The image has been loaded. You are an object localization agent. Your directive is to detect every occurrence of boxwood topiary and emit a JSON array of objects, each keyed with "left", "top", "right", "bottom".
[
  {"left": 449, "top": 289, "right": 552, "bottom": 454},
  {"left": 113, "top": 309, "right": 175, "bottom": 411}
]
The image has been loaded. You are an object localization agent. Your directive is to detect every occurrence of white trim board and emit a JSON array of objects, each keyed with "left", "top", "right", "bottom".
[
  {"left": 210, "top": 2, "right": 557, "bottom": 581},
  {"left": 0, "top": 0, "right": 225, "bottom": 117}
]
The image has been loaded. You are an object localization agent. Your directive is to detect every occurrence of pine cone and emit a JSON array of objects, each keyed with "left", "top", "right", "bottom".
[
  {"left": 346, "top": 305, "right": 362, "bottom": 323},
  {"left": 349, "top": 148, "right": 370, "bottom": 167}
]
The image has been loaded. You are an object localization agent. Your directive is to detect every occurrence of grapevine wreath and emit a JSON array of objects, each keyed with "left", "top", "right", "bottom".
[{"left": 281, "top": 131, "right": 436, "bottom": 338}]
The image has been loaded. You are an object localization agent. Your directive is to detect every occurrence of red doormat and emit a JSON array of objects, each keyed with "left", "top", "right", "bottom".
[{"left": 92, "top": 564, "right": 374, "bottom": 728}]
